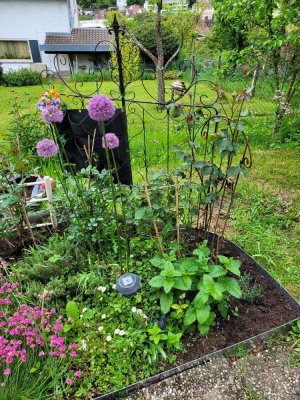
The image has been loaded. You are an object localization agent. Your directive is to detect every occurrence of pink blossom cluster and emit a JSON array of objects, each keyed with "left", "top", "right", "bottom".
[{"left": 0, "top": 260, "right": 80, "bottom": 383}]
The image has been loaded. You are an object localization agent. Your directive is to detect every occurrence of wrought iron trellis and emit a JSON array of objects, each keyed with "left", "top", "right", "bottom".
[{"left": 41, "top": 15, "right": 252, "bottom": 241}]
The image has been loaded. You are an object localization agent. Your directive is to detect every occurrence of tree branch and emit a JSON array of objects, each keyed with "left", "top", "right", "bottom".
[
  {"left": 125, "top": 27, "right": 158, "bottom": 65},
  {"left": 164, "top": 34, "right": 183, "bottom": 71}
]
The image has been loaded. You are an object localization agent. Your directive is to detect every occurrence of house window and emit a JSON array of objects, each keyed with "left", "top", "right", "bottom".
[{"left": 0, "top": 40, "right": 31, "bottom": 60}]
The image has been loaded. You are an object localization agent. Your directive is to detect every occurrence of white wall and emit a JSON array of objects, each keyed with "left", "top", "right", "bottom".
[{"left": 0, "top": 0, "right": 77, "bottom": 72}]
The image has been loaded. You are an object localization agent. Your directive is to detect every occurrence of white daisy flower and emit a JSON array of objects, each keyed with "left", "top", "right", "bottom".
[
  {"left": 82, "top": 307, "right": 88, "bottom": 313},
  {"left": 114, "top": 328, "right": 120, "bottom": 335},
  {"left": 131, "top": 307, "right": 137, "bottom": 313},
  {"left": 106, "top": 336, "right": 112, "bottom": 342},
  {"left": 101, "top": 314, "right": 106, "bottom": 319},
  {"left": 119, "top": 330, "right": 125, "bottom": 336},
  {"left": 98, "top": 326, "right": 104, "bottom": 332}
]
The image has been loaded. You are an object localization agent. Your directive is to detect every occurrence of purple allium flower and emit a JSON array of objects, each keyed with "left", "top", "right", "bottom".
[
  {"left": 102, "top": 133, "right": 120, "bottom": 150},
  {"left": 36, "top": 139, "right": 58, "bottom": 158},
  {"left": 41, "top": 105, "right": 64, "bottom": 123},
  {"left": 74, "top": 370, "right": 81, "bottom": 378},
  {"left": 87, "top": 94, "right": 116, "bottom": 122},
  {"left": 65, "top": 378, "right": 72, "bottom": 385}
]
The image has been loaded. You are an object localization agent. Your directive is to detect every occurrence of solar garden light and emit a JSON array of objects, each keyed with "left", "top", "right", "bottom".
[{"left": 116, "top": 273, "right": 141, "bottom": 297}]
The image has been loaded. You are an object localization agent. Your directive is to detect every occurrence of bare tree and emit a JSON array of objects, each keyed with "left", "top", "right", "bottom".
[{"left": 125, "top": 0, "right": 185, "bottom": 105}]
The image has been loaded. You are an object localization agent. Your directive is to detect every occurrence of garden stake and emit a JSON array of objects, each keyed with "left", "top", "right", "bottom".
[
  {"left": 144, "top": 181, "right": 164, "bottom": 255},
  {"left": 173, "top": 176, "right": 181, "bottom": 257}
]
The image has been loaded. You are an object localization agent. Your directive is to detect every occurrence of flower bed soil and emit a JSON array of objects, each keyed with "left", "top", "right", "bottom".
[
  {"left": 95, "top": 237, "right": 300, "bottom": 400},
  {"left": 168, "top": 237, "right": 300, "bottom": 368}
]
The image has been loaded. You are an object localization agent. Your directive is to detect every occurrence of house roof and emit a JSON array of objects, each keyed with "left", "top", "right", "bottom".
[{"left": 40, "top": 28, "right": 115, "bottom": 54}]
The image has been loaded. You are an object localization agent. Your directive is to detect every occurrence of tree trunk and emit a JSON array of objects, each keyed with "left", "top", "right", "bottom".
[
  {"left": 249, "top": 63, "right": 260, "bottom": 97},
  {"left": 272, "top": 104, "right": 285, "bottom": 136},
  {"left": 155, "top": 0, "right": 165, "bottom": 105}
]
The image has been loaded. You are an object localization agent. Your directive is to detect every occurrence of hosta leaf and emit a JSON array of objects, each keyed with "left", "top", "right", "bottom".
[{"left": 160, "top": 293, "right": 173, "bottom": 314}]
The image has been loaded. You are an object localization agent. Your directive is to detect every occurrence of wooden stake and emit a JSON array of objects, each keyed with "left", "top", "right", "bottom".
[
  {"left": 144, "top": 181, "right": 164, "bottom": 254},
  {"left": 173, "top": 176, "right": 180, "bottom": 246}
]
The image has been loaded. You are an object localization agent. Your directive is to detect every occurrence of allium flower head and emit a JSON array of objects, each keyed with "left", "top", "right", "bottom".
[
  {"left": 74, "top": 370, "right": 81, "bottom": 378},
  {"left": 87, "top": 94, "right": 116, "bottom": 122},
  {"left": 36, "top": 139, "right": 58, "bottom": 158},
  {"left": 102, "top": 133, "right": 119, "bottom": 150},
  {"left": 3, "top": 369, "right": 11, "bottom": 376},
  {"left": 65, "top": 378, "right": 72, "bottom": 385},
  {"left": 41, "top": 105, "right": 64, "bottom": 123}
]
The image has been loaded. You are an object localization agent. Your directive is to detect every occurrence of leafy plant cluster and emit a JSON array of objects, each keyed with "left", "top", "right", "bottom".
[{"left": 2, "top": 68, "right": 41, "bottom": 87}]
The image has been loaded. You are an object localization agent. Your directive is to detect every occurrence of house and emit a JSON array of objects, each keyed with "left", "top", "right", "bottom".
[
  {"left": 0, "top": 0, "right": 78, "bottom": 74},
  {"left": 40, "top": 28, "right": 114, "bottom": 75}
]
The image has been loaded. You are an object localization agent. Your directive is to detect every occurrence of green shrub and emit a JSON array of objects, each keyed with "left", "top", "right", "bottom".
[
  {"left": 69, "top": 70, "right": 111, "bottom": 82},
  {"left": 4, "top": 68, "right": 41, "bottom": 86}
]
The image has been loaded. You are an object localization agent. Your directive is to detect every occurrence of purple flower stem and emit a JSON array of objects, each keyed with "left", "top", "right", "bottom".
[
  {"left": 111, "top": 150, "right": 129, "bottom": 272},
  {"left": 102, "top": 122, "right": 123, "bottom": 274}
]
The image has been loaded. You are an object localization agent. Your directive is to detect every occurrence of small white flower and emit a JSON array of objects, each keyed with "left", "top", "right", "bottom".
[
  {"left": 136, "top": 309, "right": 143, "bottom": 316},
  {"left": 179, "top": 293, "right": 186, "bottom": 299},
  {"left": 119, "top": 330, "right": 125, "bottom": 336},
  {"left": 142, "top": 314, "right": 148, "bottom": 320},
  {"left": 79, "top": 314, "right": 83, "bottom": 319},
  {"left": 112, "top": 284, "right": 116, "bottom": 290},
  {"left": 101, "top": 314, "right": 106, "bottom": 319},
  {"left": 106, "top": 335, "right": 112, "bottom": 342},
  {"left": 80, "top": 339, "right": 87, "bottom": 351},
  {"left": 131, "top": 307, "right": 137, "bottom": 313},
  {"left": 82, "top": 307, "right": 88, "bottom": 313},
  {"left": 114, "top": 328, "right": 120, "bottom": 335},
  {"left": 98, "top": 326, "right": 104, "bottom": 332}
]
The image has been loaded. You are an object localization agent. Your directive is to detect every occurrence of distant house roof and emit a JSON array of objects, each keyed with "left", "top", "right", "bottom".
[{"left": 40, "top": 28, "right": 114, "bottom": 54}]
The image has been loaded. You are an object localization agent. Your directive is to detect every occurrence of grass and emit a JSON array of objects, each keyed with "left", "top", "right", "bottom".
[{"left": 1, "top": 78, "right": 300, "bottom": 298}]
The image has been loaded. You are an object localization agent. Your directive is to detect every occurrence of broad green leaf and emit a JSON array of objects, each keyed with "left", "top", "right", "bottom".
[
  {"left": 198, "top": 324, "right": 210, "bottom": 336},
  {"left": 134, "top": 208, "right": 146, "bottom": 220},
  {"left": 150, "top": 258, "right": 164, "bottom": 268},
  {"left": 173, "top": 277, "right": 191, "bottom": 291},
  {"left": 208, "top": 264, "right": 226, "bottom": 278},
  {"left": 202, "top": 274, "right": 214, "bottom": 288},
  {"left": 195, "top": 304, "right": 211, "bottom": 324},
  {"left": 217, "top": 255, "right": 229, "bottom": 265},
  {"left": 218, "top": 301, "right": 228, "bottom": 318},
  {"left": 163, "top": 278, "right": 174, "bottom": 293},
  {"left": 223, "top": 277, "right": 242, "bottom": 298},
  {"left": 183, "top": 306, "right": 196, "bottom": 326},
  {"left": 149, "top": 275, "right": 165, "bottom": 288},
  {"left": 66, "top": 300, "right": 79, "bottom": 320},
  {"left": 226, "top": 259, "right": 241, "bottom": 276},
  {"left": 194, "top": 289, "right": 209, "bottom": 306},
  {"left": 160, "top": 293, "right": 173, "bottom": 314}
]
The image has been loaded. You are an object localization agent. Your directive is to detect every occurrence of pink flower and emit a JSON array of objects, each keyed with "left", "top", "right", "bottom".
[
  {"left": 38, "top": 351, "right": 45, "bottom": 357},
  {"left": 74, "top": 370, "right": 81, "bottom": 378},
  {"left": 65, "top": 378, "right": 72, "bottom": 385},
  {"left": 87, "top": 94, "right": 116, "bottom": 122},
  {"left": 3, "top": 369, "right": 11, "bottom": 376},
  {"left": 70, "top": 351, "right": 77, "bottom": 357},
  {"left": 102, "top": 133, "right": 120, "bottom": 150}
]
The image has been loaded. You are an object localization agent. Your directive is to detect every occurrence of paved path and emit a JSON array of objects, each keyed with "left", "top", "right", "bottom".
[{"left": 127, "top": 342, "right": 300, "bottom": 400}]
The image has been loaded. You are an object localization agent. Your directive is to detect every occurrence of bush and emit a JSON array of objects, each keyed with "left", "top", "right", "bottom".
[
  {"left": 4, "top": 68, "right": 41, "bottom": 86},
  {"left": 69, "top": 70, "right": 111, "bottom": 82}
]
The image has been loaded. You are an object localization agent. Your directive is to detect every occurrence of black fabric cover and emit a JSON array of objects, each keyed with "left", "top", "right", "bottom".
[{"left": 56, "top": 109, "right": 132, "bottom": 185}]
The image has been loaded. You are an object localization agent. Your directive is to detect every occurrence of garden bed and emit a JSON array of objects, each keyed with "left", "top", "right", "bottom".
[{"left": 94, "top": 237, "right": 300, "bottom": 400}]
